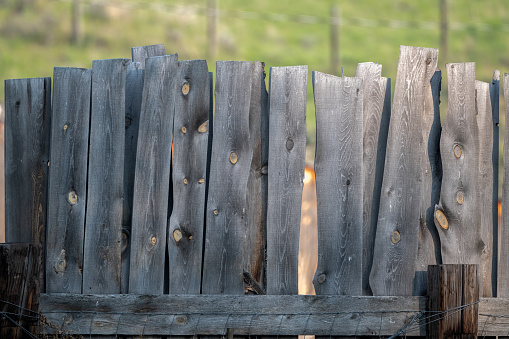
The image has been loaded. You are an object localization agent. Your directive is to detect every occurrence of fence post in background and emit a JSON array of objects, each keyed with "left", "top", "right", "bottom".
[
  {"left": 427, "top": 264, "right": 479, "bottom": 339},
  {"left": 475, "top": 80, "right": 493, "bottom": 297},
  {"left": 207, "top": 0, "right": 217, "bottom": 59},
  {"left": 266, "top": 66, "right": 307, "bottom": 295},
  {"left": 330, "top": 5, "right": 340, "bottom": 75},
  {"left": 168, "top": 59, "right": 210, "bottom": 294},
  {"left": 0, "top": 243, "right": 41, "bottom": 338},
  {"left": 435, "top": 63, "right": 481, "bottom": 267},
  {"left": 82, "top": 58, "right": 130, "bottom": 294},
  {"left": 370, "top": 46, "right": 438, "bottom": 296},
  {"left": 354, "top": 62, "right": 389, "bottom": 296},
  {"left": 45, "top": 67, "right": 92, "bottom": 294},
  {"left": 202, "top": 61, "right": 253, "bottom": 295},
  {"left": 313, "top": 72, "right": 363, "bottom": 296}
]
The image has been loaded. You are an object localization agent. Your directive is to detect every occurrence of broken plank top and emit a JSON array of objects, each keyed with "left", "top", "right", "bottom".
[
  {"left": 437, "top": 63, "right": 481, "bottom": 267},
  {"left": 129, "top": 55, "right": 178, "bottom": 294},
  {"left": 131, "top": 44, "right": 166, "bottom": 68},
  {"left": 4, "top": 77, "right": 51, "bottom": 245},
  {"left": 266, "top": 65, "right": 307, "bottom": 295},
  {"left": 202, "top": 61, "right": 253, "bottom": 295},
  {"left": 83, "top": 58, "right": 130, "bottom": 294},
  {"left": 46, "top": 67, "right": 92, "bottom": 293},
  {"left": 313, "top": 72, "right": 363, "bottom": 296},
  {"left": 168, "top": 59, "right": 210, "bottom": 294},
  {"left": 370, "top": 46, "right": 438, "bottom": 296}
]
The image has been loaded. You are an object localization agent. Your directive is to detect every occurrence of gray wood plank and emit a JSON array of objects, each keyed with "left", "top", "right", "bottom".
[
  {"left": 202, "top": 61, "right": 253, "bottom": 295},
  {"left": 312, "top": 72, "right": 363, "bottom": 296},
  {"left": 266, "top": 66, "right": 307, "bottom": 295},
  {"left": 128, "top": 55, "right": 178, "bottom": 294},
  {"left": 414, "top": 67, "right": 439, "bottom": 296},
  {"left": 82, "top": 58, "right": 130, "bottom": 294},
  {"left": 46, "top": 67, "right": 92, "bottom": 294},
  {"left": 435, "top": 63, "right": 481, "bottom": 267},
  {"left": 131, "top": 44, "right": 166, "bottom": 68},
  {"left": 40, "top": 293, "right": 425, "bottom": 336},
  {"left": 121, "top": 61, "right": 144, "bottom": 295},
  {"left": 244, "top": 61, "right": 269, "bottom": 294},
  {"left": 354, "top": 62, "right": 389, "bottom": 296},
  {"left": 499, "top": 73, "right": 509, "bottom": 297},
  {"left": 370, "top": 46, "right": 438, "bottom": 296},
  {"left": 168, "top": 59, "right": 210, "bottom": 294},
  {"left": 475, "top": 80, "right": 493, "bottom": 297},
  {"left": 4, "top": 77, "right": 51, "bottom": 245}
]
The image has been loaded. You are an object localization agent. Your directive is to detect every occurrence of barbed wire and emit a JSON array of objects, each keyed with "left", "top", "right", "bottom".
[{"left": 52, "top": 0, "right": 509, "bottom": 33}]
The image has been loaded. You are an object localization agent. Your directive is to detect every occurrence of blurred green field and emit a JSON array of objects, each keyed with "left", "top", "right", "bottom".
[{"left": 1, "top": 0, "right": 507, "bottom": 162}]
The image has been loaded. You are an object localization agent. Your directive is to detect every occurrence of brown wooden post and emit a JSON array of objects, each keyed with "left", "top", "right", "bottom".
[
  {"left": 427, "top": 264, "right": 479, "bottom": 339},
  {"left": 0, "top": 243, "right": 41, "bottom": 338}
]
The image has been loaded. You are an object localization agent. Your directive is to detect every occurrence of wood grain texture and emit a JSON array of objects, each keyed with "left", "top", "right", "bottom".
[
  {"left": 46, "top": 67, "right": 92, "bottom": 294},
  {"left": 475, "top": 80, "right": 493, "bottom": 297},
  {"left": 436, "top": 63, "right": 482, "bottom": 267},
  {"left": 168, "top": 59, "right": 210, "bottom": 294},
  {"left": 4, "top": 77, "right": 51, "bottom": 245},
  {"left": 266, "top": 66, "right": 307, "bottom": 295},
  {"left": 0, "top": 244, "right": 41, "bottom": 338},
  {"left": 83, "top": 58, "right": 130, "bottom": 294},
  {"left": 500, "top": 73, "right": 509, "bottom": 297},
  {"left": 414, "top": 67, "right": 440, "bottom": 296},
  {"left": 354, "top": 62, "right": 389, "bottom": 296},
  {"left": 370, "top": 46, "right": 438, "bottom": 296},
  {"left": 244, "top": 61, "right": 269, "bottom": 294},
  {"left": 40, "top": 293, "right": 425, "bottom": 336},
  {"left": 202, "top": 61, "right": 253, "bottom": 295},
  {"left": 312, "top": 72, "right": 363, "bottom": 296},
  {"left": 128, "top": 55, "right": 178, "bottom": 294},
  {"left": 131, "top": 44, "right": 166, "bottom": 68}
]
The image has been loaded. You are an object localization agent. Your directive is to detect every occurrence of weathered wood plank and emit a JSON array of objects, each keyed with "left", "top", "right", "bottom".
[
  {"left": 475, "top": 80, "right": 493, "bottom": 297},
  {"left": 312, "top": 72, "right": 363, "bottom": 295},
  {"left": 354, "top": 62, "right": 389, "bottom": 296},
  {"left": 0, "top": 244, "right": 41, "bottom": 338},
  {"left": 131, "top": 44, "right": 166, "bottom": 68},
  {"left": 82, "top": 58, "right": 130, "bottom": 294},
  {"left": 5, "top": 77, "right": 51, "bottom": 245},
  {"left": 202, "top": 61, "right": 253, "bottom": 294},
  {"left": 500, "top": 73, "right": 509, "bottom": 298},
  {"left": 435, "top": 63, "right": 481, "bottom": 267},
  {"left": 244, "top": 61, "right": 269, "bottom": 294},
  {"left": 266, "top": 66, "right": 307, "bottom": 295},
  {"left": 489, "top": 70, "right": 500, "bottom": 297},
  {"left": 128, "top": 55, "right": 178, "bottom": 294},
  {"left": 46, "top": 67, "right": 92, "bottom": 294},
  {"left": 40, "top": 294, "right": 425, "bottom": 336},
  {"left": 168, "top": 59, "right": 210, "bottom": 294},
  {"left": 370, "top": 46, "right": 438, "bottom": 296}
]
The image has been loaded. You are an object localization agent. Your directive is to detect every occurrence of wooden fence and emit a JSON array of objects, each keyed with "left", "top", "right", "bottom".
[{"left": 3, "top": 44, "right": 509, "bottom": 337}]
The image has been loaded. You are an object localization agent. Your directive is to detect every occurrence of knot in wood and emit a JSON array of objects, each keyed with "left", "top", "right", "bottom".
[
  {"left": 183, "top": 178, "right": 189, "bottom": 185},
  {"left": 173, "top": 229, "right": 182, "bottom": 242},
  {"left": 151, "top": 236, "right": 157, "bottom": 245},
  {"left": 68, "top": 191, "right": 78, "bottom": 205},
  {"left": 453, "top": 144, "right": 462, "bottom": 158},
  {"left": 317, "top": 273, "right": 326, "bottom": 283},
  {"left": 198, "top": 120, "right": 208, "bottom": 133},
  {"left": 175, "top": 315, "right": 187, "bottom": 325},
  {"left": 198, "top": 178, "right": 205, "bottom": 184},
  {"left": 213, "top": 209, "right": 219, "bottom": 216},
  {"left": 391, "top": 231, "right": 401, "bottom": 244},
  {"left": 435, "top": 209, "right": 449, "bottom": 230},
  {"left": 182, "top": 81, "right": 190, "bottom": 95},
  {"left": 456, "top": 191, "right": 465, "bottom": 205},
  {"left": 229, "top": 152, "right": 238, "bottom": 164},
  {"left": 286, "top": 138, "right": 294, "bottom": 151},
  {"left": 181, "top": 126, "right": 187, "bottom": 134}
]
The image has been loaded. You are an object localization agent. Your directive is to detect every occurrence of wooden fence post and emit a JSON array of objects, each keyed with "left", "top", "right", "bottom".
[
  {"left": 0, "top": 243, "right": 41, "bottom": 338},
  {"left": 427, "top": 264, "right": 479, "bottom": 339}
]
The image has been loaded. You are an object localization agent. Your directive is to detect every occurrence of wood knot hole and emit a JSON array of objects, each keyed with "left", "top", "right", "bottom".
[
  {"left": 175, "top": 315, "right": 187, "bottom": 325},
  {"left": 230, "top": 152, "right": 238, "bottom": 164},
  {"left": 456, "top": 191, "right": 464, "bottom": 205},
  {"left": 435, "top": 209, "right": 449, "bottom": 230},
  {"left": 453, "top": 145, "right": 462, "bottom": 158},
  {"left": 181, "top": 126, "right": 187, "bottom": 134},
  {"left": 317, "top": 273, "right": 326, "bottom": 283},
  {"left": 68, "top": 191, "right": 78, "bottom": 205},
  {"left": 183, "top": 178, "right": 188, "bottom": 185},
  {"left": 286, "top": 138, "right": 294, "bottom": 151},
  {"left": 173, "top": 229, "right": 182, "bottom": 242},
  {"left": 213, "top": 209, "right": 219, "bottom": 216},
  {"left": 151, "top": 236, "right": 157, "bottom": 245},
  {"left": 391, "top": 231, "right": 401, "bottom": 244},
  {"left": 182, "top": 82, "right": 190, "bottom": 95}
]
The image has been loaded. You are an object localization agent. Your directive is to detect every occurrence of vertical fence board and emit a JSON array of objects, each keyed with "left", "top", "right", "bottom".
[
  {"left": 354, "top": 63, "right": 389, "bottom": 295},
  {"left": 499, "top": 73, "right": 509, "bottom": 297},
  {"left": 5, "top": 77, "right": 51, "bottom": 245},
  {"left": 312, "top": 72, "right": 363, "bottom": 295},
  {"left": 83, "top": 58, "right": 130, "bottom": 294},
  {"left": 168, "top": 59, "right": 210, "bottom": 294},
  {"left": 244, "top": 61, "right": 269, "bottom": 294},
  {"left": 370, "top": 46, "right": 438, "bottom": 296},
  {"left": 128, "top": 55, "right": 178, "bottom": 294},
  {"left": 131, "top": 44, "right": 166, "bottom": 69},
  {"left": 435, "top": 63, "right": 481, "bottom": 267},
  {"left": 475, "top": 80, "right": 493, "bottom": 297},
  {"left": 202, "top": 61, "right": 253, "bottom": 294},
  {"left": 46, "top": 67, "right": 91, "bottom": 293},
  {"left": 266, "top": 66, "right": 307, "bottom": 295}
]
